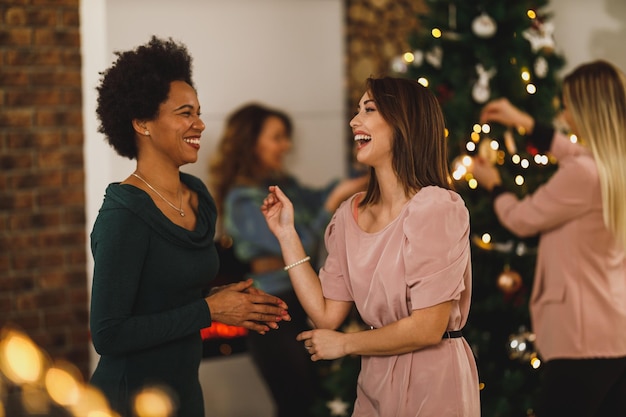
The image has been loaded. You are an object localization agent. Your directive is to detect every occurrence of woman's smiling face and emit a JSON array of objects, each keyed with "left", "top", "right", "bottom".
[
  {"left": 350, "top": 91, "right": 394, "bottom": 168},
  {"left": 144, "top": 80, "right": 205, "bottom": 165}
]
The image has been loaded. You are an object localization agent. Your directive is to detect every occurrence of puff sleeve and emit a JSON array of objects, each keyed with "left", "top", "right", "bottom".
[
  {"left": 402, "top": 188, "right": 471, "bottom": 311},
  {"left": 319, "top": 202, "right": 353, "bottom": 301}
]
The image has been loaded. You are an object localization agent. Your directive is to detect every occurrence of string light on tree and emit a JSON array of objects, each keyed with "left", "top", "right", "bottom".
[
  {"left": 396, "top": 2, "right": 565, "bottom": 414},
  {"left": 452, "top": 155, "right": 473, "bottom": 181},
  {"left": 508, "top": 326, "right": 540, "bottom": 369}
]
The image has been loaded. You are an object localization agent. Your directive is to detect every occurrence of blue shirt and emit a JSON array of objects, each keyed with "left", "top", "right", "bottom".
[{"left": 223, "top": 175, "right": 336, "bottom": 293}]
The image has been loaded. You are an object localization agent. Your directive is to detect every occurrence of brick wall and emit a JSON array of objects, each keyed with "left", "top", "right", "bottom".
[
  {"left": 344, "top": 0, "right": 425, "bottom": 169},
  {"left": 0, "top": 0, "right": 89, "bottom": 379},
  {"left": 346, "top": 0, "right": 426, "bottom": 111}
]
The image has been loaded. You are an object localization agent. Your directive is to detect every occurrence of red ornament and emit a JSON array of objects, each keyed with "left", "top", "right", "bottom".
[
  {"left": 526, "top": 143, "right": 539, "bottom": 156},
  {"left": 436, "top": 84, "right": 454, "bottom": 105}
]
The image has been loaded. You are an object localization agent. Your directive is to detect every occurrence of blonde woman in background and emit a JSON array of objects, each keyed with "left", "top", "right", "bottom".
[{"left": 473, "top": 60, "right": 626, "bottom": 417}]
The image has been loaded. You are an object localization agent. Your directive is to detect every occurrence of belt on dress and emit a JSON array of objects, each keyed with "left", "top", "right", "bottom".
[
  {"left": 442, "top": 330, "right": 463, "bottom": 339},
  {"left": 368, "top": 326, "right": 463, "bottom": 340}
]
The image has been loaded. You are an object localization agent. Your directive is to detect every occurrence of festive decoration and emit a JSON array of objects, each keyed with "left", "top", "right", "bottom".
[
  {"left": 498, "top": 267, "right": 523, "bottom": 295},
  {"left": 508, "top": 326, "right": 540, "bottom": 369},
  {"left": 394, "top": 1, "right": 565, "bottom": 415},
  {"left": 326, "top": 397, "right": 350, "bottom": 416},
  {"left": 534, "top": 56, "right": 549, "bottom": 78},
  {"left": 504, "top": 129, "right": 518, "bottom": 154},
  {"left": 425, "top": 46, "right": 443, "bottom": 68},
  {"left": 0, "top": 326, "right": 128, "bottom": 416},
  {"left": 477, "top": 137, "right": 498, "bottom": 164},
  {"left": 472, "top": 64, "right": 497, "bottom": 103},
  {"left": 471, "top": 12, "right": 497, "bottom": 38},
  {"left": 391, "top": 55, "right": 408, "bottom": 73},
  {"left": 411, "top": 49, "right": 424, "bottom": 67},
  {"left": 523, "top": 20, "right": 556, "bottom": 53}
]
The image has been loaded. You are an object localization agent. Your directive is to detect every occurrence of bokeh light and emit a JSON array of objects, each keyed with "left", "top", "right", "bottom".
[
  {"left": 0, "top": 328, "right": 46, "bottom": 384},
  {"left": 133, "top": 386, "right": 176, "bottom": 417}
]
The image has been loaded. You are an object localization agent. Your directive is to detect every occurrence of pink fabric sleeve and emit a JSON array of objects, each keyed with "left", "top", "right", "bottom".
[
  {"left": 402, "top": 189, "right": 470, "bottom": 310},
  {"left": 319, "top": 207, "right": 353, "bottom": 301},
  {"left": 550, "top": 130, "right": 586, "bottom": 160},
  {"left": 494, "top": 149, "right": 596, "bottom": 238}
]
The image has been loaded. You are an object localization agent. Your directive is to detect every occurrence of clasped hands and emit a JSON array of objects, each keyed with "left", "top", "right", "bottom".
[{"left": 206, "top": 278, "right": 290, "bottom": 335}]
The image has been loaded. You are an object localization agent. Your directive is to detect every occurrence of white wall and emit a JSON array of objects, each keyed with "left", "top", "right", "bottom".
[
  {"left": 81, "top": 1, "right": 344, "bottom": 416},
  {"left": 550, "top": 0, "right": 626, "bottom": 74},
  {"left": 81, "top": 1, "right": 626, "bottom": 416}
]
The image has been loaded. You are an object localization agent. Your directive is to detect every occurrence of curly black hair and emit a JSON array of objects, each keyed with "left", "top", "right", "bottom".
[{"left": 96, "top": 36, "right": 194, "bottom": 159}]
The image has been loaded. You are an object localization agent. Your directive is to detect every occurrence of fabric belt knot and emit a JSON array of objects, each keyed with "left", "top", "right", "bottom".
[{"left": 442, "top": 330, "right": 463, "bottom": 339}]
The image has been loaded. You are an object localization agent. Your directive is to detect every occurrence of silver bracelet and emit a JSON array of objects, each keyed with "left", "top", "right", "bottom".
[{"left": 283, "top": 255, "right": 311, "bottom": 271}]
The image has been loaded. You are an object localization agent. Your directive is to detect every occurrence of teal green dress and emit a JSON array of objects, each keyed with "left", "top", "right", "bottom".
[{"left": 89, "top": 173, "right": 218, "bottom": 417}]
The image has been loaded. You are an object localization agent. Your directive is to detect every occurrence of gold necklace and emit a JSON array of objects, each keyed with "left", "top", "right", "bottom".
[{"left": 132, "top": 172, "right": 185, "bottom": 217}]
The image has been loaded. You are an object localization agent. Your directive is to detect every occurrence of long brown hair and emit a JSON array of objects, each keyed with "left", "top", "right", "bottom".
[
  {"left": 209, "top": 103, "right": 292, "bottom": 213},
  {"left": 360, "top": 77, "right": 450, "bottom": 206}
]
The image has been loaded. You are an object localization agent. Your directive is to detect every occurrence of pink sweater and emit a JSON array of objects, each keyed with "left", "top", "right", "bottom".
[{"left": 494, "top": 132, "right": 626, "bottom": 361}]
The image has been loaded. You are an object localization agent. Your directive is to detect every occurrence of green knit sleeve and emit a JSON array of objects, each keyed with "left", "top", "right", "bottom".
[{"left": 89, "top": 208, "right": 212, "bottom": 355}]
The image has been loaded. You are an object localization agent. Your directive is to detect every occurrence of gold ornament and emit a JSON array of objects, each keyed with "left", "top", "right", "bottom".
[
  {"left": 497, "top": 267, "right": 523, "bottom": 295},
  {"left": 503, "top": 128, "right": 517, "bottom": 155},
  {"left": 478, "top": 138, "right": 498, "bottom": 165}
]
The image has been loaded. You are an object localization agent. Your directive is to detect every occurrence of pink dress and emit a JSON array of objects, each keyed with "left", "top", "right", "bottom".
[{"left": 320, "top": 186, "right": 480, "bottom": 417}]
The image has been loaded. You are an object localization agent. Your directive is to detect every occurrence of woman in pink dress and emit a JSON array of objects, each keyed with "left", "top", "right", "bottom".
[{"left": 262, "top": 77, "right": 480, "bottom": 416}]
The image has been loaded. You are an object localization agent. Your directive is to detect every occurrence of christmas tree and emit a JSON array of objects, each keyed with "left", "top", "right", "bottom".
[{"left": 391, "top": 1, "right": 566, "bottom": 416}]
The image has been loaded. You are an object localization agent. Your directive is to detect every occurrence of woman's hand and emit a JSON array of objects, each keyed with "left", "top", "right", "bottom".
[
  {"left": 472, "top": 157, "right": 502, "bottom": 192},
  {"left": 261, "top": 185, "right": 296, "bottom": 240},
  {"left": 480, "top": 98, "right": 535, "bottom": 134},
  {"left": 205, "top": 278, "right": 290, "bottom": 335},
  {"left": 297, "top": 329, "right": 347, "bottom": 362}
]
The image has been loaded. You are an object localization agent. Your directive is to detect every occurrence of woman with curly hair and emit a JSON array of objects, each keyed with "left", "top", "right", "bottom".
[
  {"left": 209, "top": 103, "right": 367, "bottom": 417},
  {"left": 89, "top": 37, "right": 290, "bottom": 417}
]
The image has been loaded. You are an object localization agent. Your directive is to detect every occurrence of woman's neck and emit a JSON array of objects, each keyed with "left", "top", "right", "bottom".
[
  {"left": 134, "top": 162, "right": 182, "bottom": 193},
  {"left": 376, "top": 167, "right": 413, "bottom": 207}
]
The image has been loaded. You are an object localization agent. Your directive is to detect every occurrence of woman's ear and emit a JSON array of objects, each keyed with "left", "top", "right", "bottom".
[{"left": 132, "top": 119, "right": 150, "bottom": 136}]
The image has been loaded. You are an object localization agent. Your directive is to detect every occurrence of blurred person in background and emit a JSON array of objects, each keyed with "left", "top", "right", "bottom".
[{"left": 209, "top": 103, "right": 367, "bottom": 417}]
